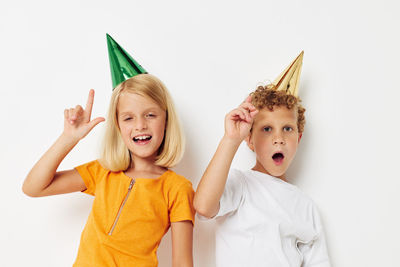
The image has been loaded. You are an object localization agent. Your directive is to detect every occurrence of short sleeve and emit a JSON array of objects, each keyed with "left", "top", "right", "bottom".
[
  {"left": 215, "top": 169, "right": 245, "bottom": 218},
  {"left": 75, "top": 160, "right": 106, "bottom": 196},
  {"left": 299, "top": 204, "right": 331, "bottom": 267},
  {"left": 168, "top": 179, "right": 195, "bottom": 225}
]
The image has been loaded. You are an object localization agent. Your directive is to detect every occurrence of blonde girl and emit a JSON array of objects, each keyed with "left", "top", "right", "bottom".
[{"left": 22, "top": 74, "right": 195, "bottom": 267}]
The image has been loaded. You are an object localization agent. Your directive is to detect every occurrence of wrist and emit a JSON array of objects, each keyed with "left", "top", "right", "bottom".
[
  {"left": 221, "top": 134, "right": 242, "bottom": 148},
  {"left": 59, "top": 132, "right": 80, "bottom": 146}
]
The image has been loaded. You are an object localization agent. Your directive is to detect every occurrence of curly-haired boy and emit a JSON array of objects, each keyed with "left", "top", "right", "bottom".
[{"left": 194, "top": 52, "right": 331, "bottom": 267}]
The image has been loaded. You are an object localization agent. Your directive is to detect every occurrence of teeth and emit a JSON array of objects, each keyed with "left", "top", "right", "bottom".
[{"left": 134, "top": 135, "right": 151, "bottom": 140}]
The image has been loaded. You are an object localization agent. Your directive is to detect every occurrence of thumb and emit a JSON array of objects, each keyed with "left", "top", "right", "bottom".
[{"left": 87, "top": 117, "right": 105, "bottom": 131}]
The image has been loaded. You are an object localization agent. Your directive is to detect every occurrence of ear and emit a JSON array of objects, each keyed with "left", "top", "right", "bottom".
[
  {"left": 298, "top": 133, "right": 302, "bottom": 143},
  {"left": 245, "top": 133, "right": 255, "bottom": 152}
]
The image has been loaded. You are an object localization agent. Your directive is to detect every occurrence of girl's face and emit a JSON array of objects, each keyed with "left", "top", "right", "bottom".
[{"left": 117, "top": 92, "right": 166, "bottom": 162}]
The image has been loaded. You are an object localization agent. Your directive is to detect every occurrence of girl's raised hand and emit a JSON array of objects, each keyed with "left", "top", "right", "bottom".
[
  {"left": 63, "top": 89, "right": 105, "bottom": 142},
  {"left": 224, "top": 95, "right": 258, "bottom": 142}
]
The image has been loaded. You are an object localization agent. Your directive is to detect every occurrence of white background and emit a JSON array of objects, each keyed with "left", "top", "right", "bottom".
[{"left": 1, "top": 0, "right": 399, "bottom": 266}]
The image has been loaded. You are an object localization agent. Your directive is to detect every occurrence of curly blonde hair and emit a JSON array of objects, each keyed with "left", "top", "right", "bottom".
[{"left": 251, "top": 84, "right": 306, "bottom": 133}]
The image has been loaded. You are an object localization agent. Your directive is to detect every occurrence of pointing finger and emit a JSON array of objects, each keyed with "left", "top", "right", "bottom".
[{"left": 85, "top": 89, "right": 95, "bottom": 119}]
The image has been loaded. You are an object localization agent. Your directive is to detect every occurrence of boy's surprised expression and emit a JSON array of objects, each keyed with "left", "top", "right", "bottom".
[
  {"left": 246, "top": 106, "right": 301, "bottom": 179},
  {"left": 117, "top": 92, "right": 166, "bottom": 162}
]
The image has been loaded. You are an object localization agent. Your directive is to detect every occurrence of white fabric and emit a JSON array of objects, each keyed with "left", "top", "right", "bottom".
[{"left": 212, "top": 169, "right": 331, "bottom": 267}]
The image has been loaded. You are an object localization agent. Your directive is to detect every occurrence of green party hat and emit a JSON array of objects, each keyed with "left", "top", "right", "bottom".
[{"left": 106, "top": 34, "right": 147, "bottom": 89}]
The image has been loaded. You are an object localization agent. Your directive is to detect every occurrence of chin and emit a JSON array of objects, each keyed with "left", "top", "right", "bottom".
[
  {"left": 129, "top": 149, "right": 158, "bottom": 159},
  {"left": 265, "top": 166, "right": 288, "bottom": 178},
  {"left": 269, "top": 171, "right": 285, "bottom": 178}
]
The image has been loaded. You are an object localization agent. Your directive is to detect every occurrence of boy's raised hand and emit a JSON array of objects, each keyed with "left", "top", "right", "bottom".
[
  {"left": 63, "top": 89, "right": 105, "bottom": 142},
  {"left": 194, "top": 96, "right": 259, "bottom": 218},
  {"left": 224, "top": 95, "right": 258, "bottom": 142}
]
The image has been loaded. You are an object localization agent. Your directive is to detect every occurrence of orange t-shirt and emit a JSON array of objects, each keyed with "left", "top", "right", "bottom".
[{"left": 73, "top": 160, "right": 195, "bottom": 267}]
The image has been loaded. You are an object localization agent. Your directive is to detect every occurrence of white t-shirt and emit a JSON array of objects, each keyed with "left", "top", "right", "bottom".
[{"left": 211, "top": 169, "right": 330, "bottom": 267}]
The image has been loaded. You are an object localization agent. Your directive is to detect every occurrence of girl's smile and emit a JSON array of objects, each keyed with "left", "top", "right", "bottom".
[{"left": 133, "top": 134, "right": 152, "bottom": 145}]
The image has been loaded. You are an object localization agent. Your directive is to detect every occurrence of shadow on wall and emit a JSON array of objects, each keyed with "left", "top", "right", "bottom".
[{"left": 286, "top": 80, "right": 310, "bottom": 185}]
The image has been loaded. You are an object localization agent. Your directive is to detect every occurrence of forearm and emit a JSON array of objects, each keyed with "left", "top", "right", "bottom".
[
  {"left": 194, "top": 135, "right": 241, "bottom": 218},
  {"left": 171, "top": 221, "right": 193, "bottom": 267},
  {"left": 22, "top": 133, "right": 78, "bottom": 197},
  {"left": 172, "top": 253, "right": 193, "bottom": 267}
]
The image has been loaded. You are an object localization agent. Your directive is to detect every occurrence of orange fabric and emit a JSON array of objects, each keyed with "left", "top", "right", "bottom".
[{"left": 73, "top": 160, "right": 195, "bottom": 267}]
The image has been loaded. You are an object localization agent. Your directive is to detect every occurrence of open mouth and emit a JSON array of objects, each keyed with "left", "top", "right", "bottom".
[
  {"left": 133, "top": 135, "right": 152, "bottom": 144},
  {"left": 272, "top": 152, "right": 284, "bottom": 165}
]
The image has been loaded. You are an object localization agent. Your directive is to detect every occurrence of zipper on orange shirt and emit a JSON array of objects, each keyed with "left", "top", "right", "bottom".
[{"left": 108, "top": 178, "right": 135, "bottom": 235}]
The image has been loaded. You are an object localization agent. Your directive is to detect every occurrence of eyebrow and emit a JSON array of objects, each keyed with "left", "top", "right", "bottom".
[
  {"left": 118, "top": 112, "right": 133, "bottom": 117},
  {"left": 118, "top": 108, "right": 161, "bottom": 116}
]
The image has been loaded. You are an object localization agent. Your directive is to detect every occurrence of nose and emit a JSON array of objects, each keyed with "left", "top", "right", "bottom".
[
  {"left": 272, "top": 135, "right": 285, "bottom": 145},
  {"left": 135, "top": 117, "right": 147, "bottom": 131}
]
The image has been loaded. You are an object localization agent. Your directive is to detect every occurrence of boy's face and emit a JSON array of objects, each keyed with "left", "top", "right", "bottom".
[{"left": 246, "top": 105, "right": 301, "bottom": 180}]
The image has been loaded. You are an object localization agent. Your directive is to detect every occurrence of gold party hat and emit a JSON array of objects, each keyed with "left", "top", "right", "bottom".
[{"left": 273, "top": 51, "right": 304, "bottom": 97}]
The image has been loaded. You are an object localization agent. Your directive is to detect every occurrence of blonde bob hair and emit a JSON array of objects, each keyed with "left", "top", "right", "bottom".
[{"left": 99, "top": 74, "right": 185, "bottom": 172}]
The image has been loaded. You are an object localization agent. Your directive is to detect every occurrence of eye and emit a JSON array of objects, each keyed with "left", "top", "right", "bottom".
[
  {"left": 146, "top": 113, "right": 156, "bottom": 118},
  {"left": 263, "top": 126, "right": 272, "bottom": 132},
  {"left": 123, "top": 117, "right": 132, "bottom": 121},
  {"left": 283, "top": 126, "right": 293, "bottom": 132}
]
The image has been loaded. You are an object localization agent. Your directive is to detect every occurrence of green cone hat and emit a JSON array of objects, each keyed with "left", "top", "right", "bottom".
[{"left": 107, "top": 34, "right": 147, "bottom": 89}]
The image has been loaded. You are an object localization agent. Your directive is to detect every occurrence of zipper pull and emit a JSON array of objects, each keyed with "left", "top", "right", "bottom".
[{"left": 129, "top": 179, "right": 135, "bottom": 190}]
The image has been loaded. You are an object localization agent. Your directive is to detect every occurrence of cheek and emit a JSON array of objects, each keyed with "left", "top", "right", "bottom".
[
  {"left": 154, "top": 120, "right": 166, "bottom": 137},
  {"left": 286, "top": 138, "right": 299, "bottom": 156},
  {"left": 253, "top": 135, "right": 271, "bottom": 153},
  {"left": 161, "top": 121, "right": 167, "bottom": 132},
  {"left": 119, "top": 124, "right": 132, "bottom": 138},
  {"left": 254, "top": 134, "right": 269, "bottom": 145}
]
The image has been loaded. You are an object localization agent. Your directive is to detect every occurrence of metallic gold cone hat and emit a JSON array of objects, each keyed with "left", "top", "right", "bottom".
[
  {"left": 273, "top": 51, "right": 304, "bottom": 97},
  {"left": 107, "top": 34, "right": 147, "bottom": 89}
]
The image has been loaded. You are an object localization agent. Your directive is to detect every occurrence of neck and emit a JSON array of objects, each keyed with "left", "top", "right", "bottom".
[
  {"left": 252, "top": 162, "right": 287, "bottom": 182},
  {"left": 127, "top": 153, "right": 166, "bottom": 174}
]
